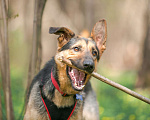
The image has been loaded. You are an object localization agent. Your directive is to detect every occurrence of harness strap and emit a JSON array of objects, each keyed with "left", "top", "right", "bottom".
[
  {"left": 40, "top": 69, "right": 78, "bottom": 120},
  {"left": 41, "top": 93, "right": 52, "bottom": 120},
  {"left": 41, "top": 92, "right": 77, "bottom": 120},
  {"left": 67, "top": 100, "right": 77, "bottom": 120}
]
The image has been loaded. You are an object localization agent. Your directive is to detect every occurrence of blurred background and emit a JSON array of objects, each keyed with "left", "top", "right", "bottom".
[{"left": 0, "top": 0, "right": 150, "bottom": 120}]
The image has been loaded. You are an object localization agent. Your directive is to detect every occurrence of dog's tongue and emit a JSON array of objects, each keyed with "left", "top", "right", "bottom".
[
  {"left": 79, "top": 71, "right": 85, "bottom": 81},
  {"left": 71, "top": 68, "right": 85, "bottom": 81}
]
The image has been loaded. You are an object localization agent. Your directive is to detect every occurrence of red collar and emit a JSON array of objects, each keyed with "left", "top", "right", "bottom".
[{"left": 51, "top": 69, "right": 67, "bottom": 97}]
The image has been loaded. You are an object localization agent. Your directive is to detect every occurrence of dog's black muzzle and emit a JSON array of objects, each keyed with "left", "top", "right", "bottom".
[
  {"left": 70, "top": 58, "right": 95, "bottom": 73},
  {"left": 83, "top": 59, "right": 95, "bottom": 73}
]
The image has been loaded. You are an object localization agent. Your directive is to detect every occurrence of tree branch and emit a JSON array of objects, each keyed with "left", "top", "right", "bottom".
[{"left": 59, "top": 56, "right": 150, "bottom": 104}]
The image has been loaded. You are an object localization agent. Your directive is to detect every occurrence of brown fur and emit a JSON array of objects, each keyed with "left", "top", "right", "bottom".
[
  {"left": 55, "top": 39, "right": 97, "bottom": 94},
  {"left": 24, "top": 19, "right": 107, "bottom": 120}
]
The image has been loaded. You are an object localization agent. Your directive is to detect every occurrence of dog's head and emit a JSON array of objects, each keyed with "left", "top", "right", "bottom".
[{"left": 49, "top": 19, "right": 107, "bottom": 94}]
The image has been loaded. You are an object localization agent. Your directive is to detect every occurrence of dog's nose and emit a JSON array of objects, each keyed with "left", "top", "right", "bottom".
[{"left": 83, "top": 60, "right": 95, "bottom": 73}]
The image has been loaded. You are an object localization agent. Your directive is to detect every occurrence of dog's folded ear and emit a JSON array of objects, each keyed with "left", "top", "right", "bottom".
[
  {"left": 49, "top": 27, "right": 75, "bottom": 37},
  {"left": 91, "top": 19, "right": 107, "bottom": 57},
  {"left": 49, "top": 27, "right": 75, "bottom": 51}
]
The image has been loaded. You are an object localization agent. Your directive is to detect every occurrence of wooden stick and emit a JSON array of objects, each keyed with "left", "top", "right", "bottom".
[{"left": 59, "top": 56, "right": 150, "bottom": 104}]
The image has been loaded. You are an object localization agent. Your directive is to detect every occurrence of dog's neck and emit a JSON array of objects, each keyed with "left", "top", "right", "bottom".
[
  {"left": 51, "top": 68, "right": 70, "bottom": 96},
  {"left": 50, "top": 66, "right": 76, "bottom": 107},
  {"left": 52, "top": 90, "right": 75, "bottom": 108}
]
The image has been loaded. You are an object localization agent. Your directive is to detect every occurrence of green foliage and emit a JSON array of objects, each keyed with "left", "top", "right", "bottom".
[
  {"left": 1, "top": 64, "right": 150, "bottom": 120},
  {"left": 0, "top": 28, "right": 28, "bottom": 119},
  {"left": 91, "top": 69, "right": 150, "bottom": 120},
  {"left": 11, "top": 68, "right": 26, "bottom": 119},
  {"left": 0, "top": 68, "right": 26, "bottom": 120}
]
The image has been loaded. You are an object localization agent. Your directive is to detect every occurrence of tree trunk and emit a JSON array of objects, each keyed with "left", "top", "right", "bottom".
[
  {"left": 26, "top": 0, "right": 47, "bottom": 106},
  {"left": 136, "top": 0, "right": 150, "bottom": 88},
  {"left": 0, "top": 0, "right": 14, "bottom": 119},
  {"left": 0, "top": 89, "right": 2, "bottom": 120},
  {"left": 0, "top": 28, "right": 4, "bottom": 120}
]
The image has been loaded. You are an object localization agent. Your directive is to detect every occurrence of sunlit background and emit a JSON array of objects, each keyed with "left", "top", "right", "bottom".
[{"left": 0, "top": 0, "right": 150, "bottom": 120}]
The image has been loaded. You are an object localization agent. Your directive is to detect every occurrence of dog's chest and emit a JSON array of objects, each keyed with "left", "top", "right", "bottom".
[{"left": 44, "top": 97, "right": 83, "bottom": 120}]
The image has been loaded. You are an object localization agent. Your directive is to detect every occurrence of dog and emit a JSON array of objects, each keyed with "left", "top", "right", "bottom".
[{"left": 24, "top": 19, "right": 107, "bottom": 120}]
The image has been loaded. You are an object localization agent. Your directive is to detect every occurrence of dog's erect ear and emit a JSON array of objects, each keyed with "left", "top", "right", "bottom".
[
  {"left": 91, "top": 19, "right": 107, "bottom": 57},
  {"left": 49, "top": 27, "right": 75, "bottom": 50}
]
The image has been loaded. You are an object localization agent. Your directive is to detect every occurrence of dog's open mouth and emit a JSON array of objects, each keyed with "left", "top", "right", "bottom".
[{"left": 67, "top": 66, "right": 87, "bottom": 91}]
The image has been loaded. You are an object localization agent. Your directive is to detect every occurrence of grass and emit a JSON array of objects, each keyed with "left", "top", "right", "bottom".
[
  {"left": 0, "top": 67, "right": 26, "bottom": 120},
  {"left": 91, "top": 68, "right": 150, "bottom": 120},
  {"left": 0, "top": 66, "right": 150, "bottom": 120}
]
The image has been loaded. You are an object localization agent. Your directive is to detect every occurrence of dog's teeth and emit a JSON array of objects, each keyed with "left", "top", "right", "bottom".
[
  {"left": 79, "top": 82, "right": 81, "bottom": 86},
  {"left": 71, "top": 69, "right": 74, "bottom": 74},
  {"left": 74, "top": 77, "right": 76, "bottom": 82}
]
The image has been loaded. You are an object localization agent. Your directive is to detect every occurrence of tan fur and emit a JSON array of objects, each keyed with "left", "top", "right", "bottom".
[
  {"left": 52, "top": 90, "right": 75, "bottom": 107},
  {"left": 55, "top": 54, "right": 79, "bottom": 94},
  {"left": 55, "top": 39, "right": 97, "bottom": 95},
  {"left": 24, "top": 19, "right": 107, "bottom": 120}
]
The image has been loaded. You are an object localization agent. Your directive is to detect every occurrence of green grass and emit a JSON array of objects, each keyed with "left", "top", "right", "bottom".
[
  {"left": 0, "top": 67, "right": 26, "bottom": 120},
  {"left": 0, "top": 28, "right": 28, "bottom": 120},
  {"left": 1, "top": 67, "right": 150, "bottom": 120},
  {"left": 11, "top": 68, "right": 26, "bottom": 119},
  {"left": 91, "top": 69, "right": 150, "bottom": 120}
]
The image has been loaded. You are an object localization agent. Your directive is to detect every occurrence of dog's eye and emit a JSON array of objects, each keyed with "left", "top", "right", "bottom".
[
  {"left": 92, "top": 51, "right": 97, "bottom": 57},
  {"left": 74, "top": 47, "right": 80, "bottom": 52}
]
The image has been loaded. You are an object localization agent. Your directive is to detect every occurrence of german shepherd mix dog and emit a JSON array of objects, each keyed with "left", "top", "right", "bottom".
[{"left": 24, "top": 19, "right": 107, "bottom": 120}]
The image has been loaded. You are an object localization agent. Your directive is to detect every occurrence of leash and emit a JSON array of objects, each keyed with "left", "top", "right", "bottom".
[{"left": 40, "top": 68, "right": 78, "bottom": 120}]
